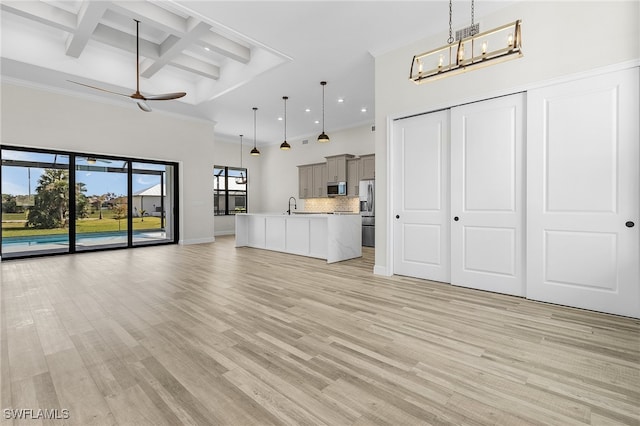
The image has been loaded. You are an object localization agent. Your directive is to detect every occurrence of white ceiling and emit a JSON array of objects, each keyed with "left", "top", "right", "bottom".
[{"left": 0, "top": 0, "right": 518, "bottom": 146}]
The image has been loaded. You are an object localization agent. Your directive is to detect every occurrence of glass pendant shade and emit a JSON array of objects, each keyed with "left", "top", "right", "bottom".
[{"left": 317, "top": 132, "right": 330, "bottom": 143}]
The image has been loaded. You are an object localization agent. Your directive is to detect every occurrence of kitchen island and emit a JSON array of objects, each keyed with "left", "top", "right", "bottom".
[{"left": 235, "top": 213, "right": 362, "bottom": 263}]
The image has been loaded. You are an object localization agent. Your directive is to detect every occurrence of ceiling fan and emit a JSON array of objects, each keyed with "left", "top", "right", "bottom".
[{"left": 69, "top": 19, "right": 186, "bottom": 112}]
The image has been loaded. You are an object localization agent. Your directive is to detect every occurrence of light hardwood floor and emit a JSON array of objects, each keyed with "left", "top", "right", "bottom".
[{"left": 1, "top": 235, "right": 639, "bottom": 425}]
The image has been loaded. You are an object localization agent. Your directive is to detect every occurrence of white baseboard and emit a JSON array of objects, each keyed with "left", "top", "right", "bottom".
[
  {"left": 179, "top": 237, "right": 215, "bottom": 245},
  {"left": 214, "top": 230, "right": 235, "bottom": 237},
  {"left": 374, "top": 265, "right": 391, "bottom": 276}
]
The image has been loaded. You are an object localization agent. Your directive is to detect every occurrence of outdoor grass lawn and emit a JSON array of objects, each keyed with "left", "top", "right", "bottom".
[{"left": 2, "top": 216, "right": 162, "bottom": 238}]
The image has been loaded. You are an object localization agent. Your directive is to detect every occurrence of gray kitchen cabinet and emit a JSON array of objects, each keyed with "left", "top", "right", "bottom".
[
  {"left": 325, "top": 154, "right": 354, "bottom": 183},
  {"left": 298, "top": 165, "right": 313, "bottom": 199},
  {"left": 312, "top": 163, "right": 327, "bottom": 197},
  {"left": 359, "top": 154, "right": 375, "bottom": 180},
  {"left": 347, "top": 158, "right": 359, "bottom": 196}
]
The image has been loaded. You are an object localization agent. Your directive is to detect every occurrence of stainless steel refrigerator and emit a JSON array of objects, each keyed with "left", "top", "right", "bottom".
[{"left": 359, "top": 179, "right": 375, "bottom": 247}]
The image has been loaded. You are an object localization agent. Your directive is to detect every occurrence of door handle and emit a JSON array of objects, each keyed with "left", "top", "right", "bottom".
[
  {"left": 626, "top": 221, "right": 635, "bottom": 228},
  {"left": 396, "top": 215, "right": 400, "bottom": 219},
  {"left": 454, "top": 216, "right": 459, "bottom": 221}
]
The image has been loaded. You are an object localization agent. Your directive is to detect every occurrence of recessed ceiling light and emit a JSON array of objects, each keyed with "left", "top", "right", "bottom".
[
  {"left": 204, "top": 47, "right": 210, "bottom": 51},
  {"left": 361, "top": 108, "right": 367, "bottom": 112},
  {"left": 314, "top": 120, "right": 320, "bottom": 124},
  {"left": 305, "top": 108, "right": 311, "bottom": 112},
  {"left": 277, "top": 117, "right": 283, "bottom": 121},
  {"left": 338, "top": 98, "right": 344, "bottom": 103}
]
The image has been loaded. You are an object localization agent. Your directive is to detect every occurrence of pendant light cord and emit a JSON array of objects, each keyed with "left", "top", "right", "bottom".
[
  {"left": 253, "top": 107, "right": 257, "bottom": 149},
  {"left": 321, "top": 83, "right": 326, "bottom": 133},
  {"left": 239, "top": 134, "right": 243, "bottom": 168},
  {"left": 471, "top": 0, "right": 476, "bottom": 36},
  {"left": 284, "top": 97, "right": 287, "bottom": 140},
  {"left": 447, "top": 0, "right": 453, "bottom": 44}
]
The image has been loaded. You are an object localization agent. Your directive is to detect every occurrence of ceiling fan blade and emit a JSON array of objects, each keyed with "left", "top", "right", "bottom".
[
  {"left": 144, "top": 92, "right": 187, "bottom": 101},
  {"left": 137, "top": 100, "right": 152, "bottom": 112},
  {"left": 67, "top": 80, "right": 131, "bottom": 98}
]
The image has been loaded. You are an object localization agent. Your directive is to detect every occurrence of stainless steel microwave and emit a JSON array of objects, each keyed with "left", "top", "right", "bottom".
[{"left": 327, "top": 182, "right": 347, "bottom": 197}]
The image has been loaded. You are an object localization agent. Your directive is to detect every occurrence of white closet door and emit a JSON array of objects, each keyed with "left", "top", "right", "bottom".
[
  {"left": 393, "top": 110, "right": 450, "bottom": 283},
  {"left": 450, "top": 93, "right": 525, "bottom": 296},
  {"left": 527, "top": 68, "right": 639, "bottom": 318}
]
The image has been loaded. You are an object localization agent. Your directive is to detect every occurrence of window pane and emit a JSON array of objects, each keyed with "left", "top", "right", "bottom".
[
  {"left": 75, "top": 156, "right": 128, "bottom": 251},
  {"left": 132, "top": 162, "right": 175, "bottom": 245},
  {"left": 1, "top": 149, "right": 70, "bottom": 257},
  {"left": 214, "top": 166, "right": 246, "bottom": 215}
]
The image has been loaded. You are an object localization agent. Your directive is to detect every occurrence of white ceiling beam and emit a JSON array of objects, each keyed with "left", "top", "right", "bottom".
[
  {"left": 140, "top": 20, "right": 212, "bottom": 78},
  {"left": 109, "top": 1, "right": 187, "bottom": 35},
  {"left": 200, "top": 32, "right": 251, "bottom": 64},
  {"left": 65, "top": 1, "right": 109, "bottom": 58},
  {"left": 165, "top": 55, "right": 221, "bottom": 80},
  {"left": 94, "top": 23, "right": 219, "bottom": 80},
  {"left": 0, "top": 1, "right": 75, "bottom": 32},
  {"left": 93, "top": 24, "right": 160, "bottom": 58}
]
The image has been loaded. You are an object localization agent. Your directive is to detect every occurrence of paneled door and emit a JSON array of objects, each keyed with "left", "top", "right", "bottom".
[
  {"left": 526, "top": 68, "right": 639, "bottom": 318},
  {"left": 393, "top": 110, "right": 450, "bottom": 283},
  {"left": 450, "top": 93, "right": 525, "bottom": 296}
]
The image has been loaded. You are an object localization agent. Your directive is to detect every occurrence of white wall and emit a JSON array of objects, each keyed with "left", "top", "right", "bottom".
[
  {"left": 257, "top": 124, "right": 375, "bottom": 214},
  {"left": 1, "top": 82, "right": 216, "bottom": 245},
  {"left": 373, "top": 1, "right": 640, "bottom": 275}
]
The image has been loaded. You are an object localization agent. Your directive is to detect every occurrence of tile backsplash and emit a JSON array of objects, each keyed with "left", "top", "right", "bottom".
[{"left": 304, "top": 197, "right": 359, "bottom": 213}]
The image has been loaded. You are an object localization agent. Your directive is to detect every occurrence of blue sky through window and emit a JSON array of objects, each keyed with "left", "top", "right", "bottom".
[{"left": 2, "top": 150, "right": 167, "bottom": 197}]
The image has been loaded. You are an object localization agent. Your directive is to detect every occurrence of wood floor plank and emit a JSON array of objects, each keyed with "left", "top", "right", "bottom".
[{"left": 1, "top": 236, "right": 638, "bottom": 425}]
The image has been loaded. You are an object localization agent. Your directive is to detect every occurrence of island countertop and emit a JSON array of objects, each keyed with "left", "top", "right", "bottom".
[{"left": 235, "top": 213, "right": 362, "bottom": 263}]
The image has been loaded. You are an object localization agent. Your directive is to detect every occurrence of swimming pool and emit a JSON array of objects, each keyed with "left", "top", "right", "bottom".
[{"left": 1, "top": 230, "right": 168, "bottom": 254}]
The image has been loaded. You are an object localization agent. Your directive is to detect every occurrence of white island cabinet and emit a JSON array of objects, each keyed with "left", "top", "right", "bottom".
[{"left": 235, "top": 213, "right": 362, "bottom": 263}]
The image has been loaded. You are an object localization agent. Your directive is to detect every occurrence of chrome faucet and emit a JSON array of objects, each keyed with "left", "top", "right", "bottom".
[{"left": 287, "top": 196, "right": 297, "bottom": 215}]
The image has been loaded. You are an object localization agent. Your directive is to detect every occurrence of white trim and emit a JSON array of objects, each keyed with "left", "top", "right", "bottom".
[
  {"left": 179, "top": 237, "right": 215, "bottom": 245},
  {"left": 388, "top": 60, "right": 640, "bottom": 123},
  {"left": 386, "top": 115, "right": 395, "bottom": 278},
  {"left": 373, "top": 265, "right": 390, "bottom": 276},
  {"left": 214, "top": 230, "right": 236, "bottom": 237}
]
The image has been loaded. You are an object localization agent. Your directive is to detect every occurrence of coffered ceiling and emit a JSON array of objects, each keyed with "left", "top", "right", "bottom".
[{"left": 1, "top": 1, "right": 518, "bottom": 146}]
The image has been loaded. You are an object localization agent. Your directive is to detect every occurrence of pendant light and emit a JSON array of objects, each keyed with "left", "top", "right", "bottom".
[
  {"left": 409, "top": 0, "right": 522, "bottom": 84},
  {"left": 317, "top": 81, "right": 330, "bottom": 143},
  {"left": 250, "top": 107, "right": 260, "bottom": 156},
  {"left": 235, "top": 134, "right": 247, "bottom": 184},
  {"left": 280, "top": 96, "right": 291, "bottom": 150}
]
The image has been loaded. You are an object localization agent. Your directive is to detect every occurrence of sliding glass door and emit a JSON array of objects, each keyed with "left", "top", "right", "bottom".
[
  {"left": 75, "top": 156, "right": 129, "bottom": 251},
  {"left": 1, "top": 146, "right": 178, "bottom": 259},
  {"left": 132, "top": 162, "right": 176, "bottom": 245},
  {"left": 1, "top": 150, "right": 71, "bottom": 256}
]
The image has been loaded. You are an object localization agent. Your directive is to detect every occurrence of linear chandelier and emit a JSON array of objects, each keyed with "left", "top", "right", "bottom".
[{"left": 410, "top": 1, "right": 522, "bottom": 84}]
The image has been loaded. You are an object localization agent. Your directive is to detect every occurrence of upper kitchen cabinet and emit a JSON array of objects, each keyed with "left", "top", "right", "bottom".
[
  {"left": 312, "top": 163, "right": 328, "bottom": 198},
  {"left": 325, "top": 154, "right": 354, "bottom": 183},
  {"left": 347, "top": 158, "right": 359, "bottom": 196},
  {"left": 359, "top": 154, "right": 375, "bottom": 180},
  {"left": 298, "top": 164, "right": 313, "bottom": 199}
]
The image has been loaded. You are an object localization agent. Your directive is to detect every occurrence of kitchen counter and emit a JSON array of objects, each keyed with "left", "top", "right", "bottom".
[{"left": 235, "top": 213, "right": 362, "bottom": 263}]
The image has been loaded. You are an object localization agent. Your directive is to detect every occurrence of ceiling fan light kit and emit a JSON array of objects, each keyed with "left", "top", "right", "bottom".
[
  {"left": 68, "top": 19, "right": 186, "bottom": 112},
  {"left": 409, "top": 0, "right": 522, "bottom": 84}
]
